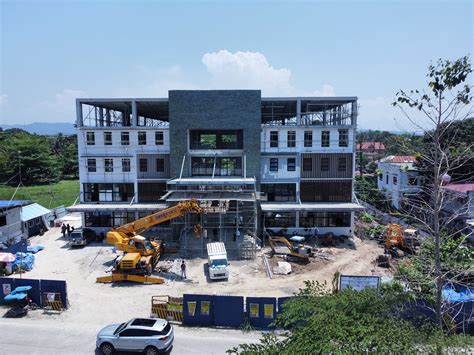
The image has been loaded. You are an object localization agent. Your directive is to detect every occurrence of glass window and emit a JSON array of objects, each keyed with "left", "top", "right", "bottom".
[
  {"left": 0, "top": 215, "right": 6, "bottom": 227},
  {"left": 338, "top": 157, "right": 347, "bottom": 172},
  {"left": 190, "top": 130, "right": 242, "bottom": 149},
  {"left": 86, "top": 132, "right": 95, "bottom": 145},
  {"left": 156, "top": 158, "right": 165, "bottom": 172},
  {"left": 122, "top": 158, "right": 131, "bottom": 172},
  {"left": 270, "top": 131, "right": 278, "bottom": 148},
  {"left": 87, "top": 159, "right": 96, "bottom": 173},
  {"left": 121, "top": 132, "right": 130, "bottom": 145},
  {"left": 321, "top": 131, "right": 330, "bottom": 147},
  {"left": 138, "top": 131, "right": 147, "bottom": 145},
  {"left": 393, "top": 176, "right": 398, "bottom": 185},
  {"left": 338, "top": 129, "right": 349, "bottom": 147},
  {"left": 139, "top": 158, "right": 148, "bottom": 172},
  {"left": 378, "top": 172, "right": 383, "bottom": 181},
  {"left": 155, "top": 131, "right": 164, "bottom": 145},
  {"left": 299, "top": 212, "right": 351, "bottom": 228},
  {"left": 408, "top": 177, "right": 418, "bottom": 186},
  {"left": 262, "top": 184, "right": 296, "bottom": 202},
  {"left": 320, "top": 157, "right": 329, "bottom": 171},
  {"left": 104, "top": 159, "right": 113, "bottom": 172},
  {"left": 287, "top": 131, "right": 296, "bottom": 148},
  {"left": 287, "top": 158, "right": 296, "bottom": 171},
  {"left": 104, "top": 131, "right": 112, "bottom": 145},
  {"left": 270, "top": 158, "right": 278, "bottom": 172},
  {"left": 304, "top": 131, "right": 312, "bottom": 147},
  {"left": 303, "top": 157, "right": 312, "bottom": 172},
  {"left": 386, "top": 175, "right": 389, "bottom": 184}
]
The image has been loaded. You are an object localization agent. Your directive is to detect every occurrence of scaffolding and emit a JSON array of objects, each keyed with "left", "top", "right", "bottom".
[{"left": 166, "top": 179, "right": 259, "bottom": 260}]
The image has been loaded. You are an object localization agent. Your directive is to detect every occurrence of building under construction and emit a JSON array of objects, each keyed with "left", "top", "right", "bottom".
[{"left": 68, "top": 90, "right": 363, "bottom": 259}]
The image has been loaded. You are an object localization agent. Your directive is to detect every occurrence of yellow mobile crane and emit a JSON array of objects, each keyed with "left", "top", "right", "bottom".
[{"left": 96, "top": 200, "right": 203, "bottom": 284}]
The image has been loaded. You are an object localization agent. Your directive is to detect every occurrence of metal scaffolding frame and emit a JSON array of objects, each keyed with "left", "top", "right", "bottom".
[{"left": 168, "top": 179, "right": 259, "bottom": 260}]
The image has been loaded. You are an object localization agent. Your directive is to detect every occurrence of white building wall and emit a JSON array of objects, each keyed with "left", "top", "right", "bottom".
[
  {"left": 77, "top": 127, "right": 170, "bottom": 201},
  {"left": 377, "top": 161, "right": 421, "bottom": 209},
  {"left": 0, "top": 207, "right": 24, "bottom": 244}
]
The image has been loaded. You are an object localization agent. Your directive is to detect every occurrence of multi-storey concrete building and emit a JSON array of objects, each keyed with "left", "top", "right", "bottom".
[{"left": 69, "top": 90, "right": 363, "bottom": 254}]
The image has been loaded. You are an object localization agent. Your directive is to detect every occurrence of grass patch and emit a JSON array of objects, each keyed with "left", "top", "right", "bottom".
[{"left": 0, "top": 180, "right": 80, "bottom": 208}]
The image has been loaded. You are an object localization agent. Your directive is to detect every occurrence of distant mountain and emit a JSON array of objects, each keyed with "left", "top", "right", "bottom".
[{"left": 0, "top": 122, "right": 76, "bottom": 135}]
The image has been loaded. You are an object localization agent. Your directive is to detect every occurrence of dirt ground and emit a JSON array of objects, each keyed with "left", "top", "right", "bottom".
[{"left": 13, "top": 213, "right": 392, "bottom": 325}]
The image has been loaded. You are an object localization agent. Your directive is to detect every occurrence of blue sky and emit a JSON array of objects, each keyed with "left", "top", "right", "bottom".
[{"left": 1, "top": 0, "right": 472, "bottom": 130}]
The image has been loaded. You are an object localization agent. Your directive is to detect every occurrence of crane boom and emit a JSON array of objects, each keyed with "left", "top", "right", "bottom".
[{"left": 115, "top": 200, "right": 203, "bottom": 236}]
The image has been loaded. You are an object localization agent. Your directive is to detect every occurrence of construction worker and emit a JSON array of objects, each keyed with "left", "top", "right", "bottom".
[
  {"left": 180, "top": 260, "right": 187, "bottom": 279},
  {"left": 61, "top": 224, "right": 67, "bottom": 238}
]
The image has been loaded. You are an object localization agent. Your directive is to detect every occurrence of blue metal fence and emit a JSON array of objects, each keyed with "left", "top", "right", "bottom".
[
  {"left": 246, "top": 297, "right": 277, "bottom": 328},
  {"left": 183, "top": 294, "right": 214, "bottom": 326},
  {"left": 0, "top": 277, "right": 67, "bottom": 308},
  {"left": 213, "top": 295, "right": 244, "bottom": 327}
]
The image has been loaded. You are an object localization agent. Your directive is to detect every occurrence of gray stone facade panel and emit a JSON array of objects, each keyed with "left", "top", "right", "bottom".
[{"left": 169, "top": 90, "right": 261, "bottom": 183}]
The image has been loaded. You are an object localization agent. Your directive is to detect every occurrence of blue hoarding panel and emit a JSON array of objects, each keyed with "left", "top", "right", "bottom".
[
  {"left": 246, "top": 297, "right": 277, "bottom": 328},
  {"left": 40, "top": 279, "right": 67, "bottom": 308},
  {"left": 14, "top": 278, "right": 41, "bottom": 306},
  {"left": 0, "top": 277, "right": 16, "bottom": 304},
  {"left": 213, "top": 295, "right": 244, "bottom": 327},
  {"left": 183, "top": 294, "right": 214, "bottom": 327}
]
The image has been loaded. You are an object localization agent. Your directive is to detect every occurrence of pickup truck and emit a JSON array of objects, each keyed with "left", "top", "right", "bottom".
[{"left": 70, "top": 228, "right": 96, "bottom": 247}]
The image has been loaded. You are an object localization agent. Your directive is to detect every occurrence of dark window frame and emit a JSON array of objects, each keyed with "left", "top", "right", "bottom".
[
  {"left": 303, "top": 157, "right": 312, "bottom": 172},
  {"left": 270, "top": 158, "right": 279, "bottom": 172},
  {"left": 87, "top": 158, "right": 96, "bottom": 173},
  {"left": 287, "top": 158, "right": 296, "bottom": 171},
  {"left": 122, "top": 158, "right": 131, "bottom": 173},
  {"left": 304, "top": 131, "right": 312, "bottom": 147},
  {"left": 321, "top": 131, "right": 330, "bottom": 147},
  {"left": 287, "top": 131, "right": 296, "bottom": 148},
  {"left": 139, "top": 158, "right": 148, "bottom": 172},
  {"left": 103, "top": 131, "right": 112, "bottom": 145},
  {"left": 155, "top": 131, "right": 164, "bottom": 145},
  {"left": 320, "top": 157, "right": 329, "bottom": 171},
  {"left": 338, "top": 157, "right": 347, "bottom": 172},
  {"left": 338, "top": 129, "right": 349, "bottom": 147},
  {"left": 156, "top": 158, "right": 165, "bottom": 172},
  {"left": 138, "top": 131, "right": 147, "bottom": 145},
  {"left": 86, "top": 132, "right": 95, "bottom": 146},
  {"left": 121, "top": 132, "right": 130, "bottom": 146},
  {"left": 270, "top": 131, "right": 278, "bottom": 148},
  {"left": 104, "top": 159, "right": 113, "bottom": 172}
]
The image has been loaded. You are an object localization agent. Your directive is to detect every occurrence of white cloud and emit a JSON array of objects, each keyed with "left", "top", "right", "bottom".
[
  {"left": 39, "top": 89, "right": 87, "bottom": 112},
  {"left": 201, "top": 50, "right": 335, "bottom": 97},
  {"left": 0, "top": 94, "right": 7, "bottom": 106}
]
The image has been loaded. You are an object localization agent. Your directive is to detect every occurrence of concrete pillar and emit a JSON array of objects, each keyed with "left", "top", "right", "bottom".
[
  {"left": 132, "top": 100, "right": 138, "bottom": 127},
  {"left": 351, "top": 101, "right": 358, "bottom": 126},
  {"left": 76, "top": 100, "right": 83, "bottom": 127},
  {"left": 296, "top": 99, "right": 301, "bottom": 125},
  {"left": 106, "top": 109, "right": 111, "bottom": 125},
  {"left": 98, "top": 107, "right": 104, "bottom": 127}
]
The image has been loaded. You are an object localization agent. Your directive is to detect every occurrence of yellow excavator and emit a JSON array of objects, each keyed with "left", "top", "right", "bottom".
[
  {"left": 385, "top": 223, "right": 420, "bottom": 257},
  {"left": 96, "top": 200, "right": 203, "bottom": 284}
]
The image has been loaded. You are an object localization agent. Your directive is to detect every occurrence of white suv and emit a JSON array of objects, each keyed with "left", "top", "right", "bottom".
[{"left": 96, "top": 318, "right": 173, "bottom": 355}]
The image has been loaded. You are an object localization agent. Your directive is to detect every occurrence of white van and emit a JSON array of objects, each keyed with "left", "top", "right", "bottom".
[{"left": 206, "top": 242, "right": 229, "bottom": 281}]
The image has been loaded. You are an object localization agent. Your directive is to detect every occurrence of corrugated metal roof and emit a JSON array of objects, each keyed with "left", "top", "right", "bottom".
[
  {"left": 0, "top": 200, "right": 32, "bottom": 209},
  {"left": 20, "top": 203, "right": 51, "bottom": 221},
  {"left": 443, "top": 183, "right": 474, "bottom": 194},
  {"left": 380, "top": 155, "right": 417, "bottom": 163}
]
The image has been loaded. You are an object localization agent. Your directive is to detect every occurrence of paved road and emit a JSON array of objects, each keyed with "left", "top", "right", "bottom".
[{"left": 0, "top": 318, "right": 260, "bottom": 354}]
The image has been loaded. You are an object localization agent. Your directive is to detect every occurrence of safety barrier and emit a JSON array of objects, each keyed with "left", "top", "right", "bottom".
[
  {"left": 182, "top": 294, "right": 278, "bottom": 329},
  {"left": 42, "top": 292, "right": 63, "bottom": 313},
  {"left": 151, "top": 295, "right": 183, "bottom": 322},
  {"left": 0, "top": 277, "right": 67, "bottom": 309}
]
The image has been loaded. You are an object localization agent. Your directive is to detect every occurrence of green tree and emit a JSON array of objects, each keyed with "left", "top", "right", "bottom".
[
  {"left": 393, "top": 56, "right": 473, "bottom": 330},
  {"left": 228, "top": 281, "right": 470, "bottom": 354},
  {"left": 0, "top": 130, "right": 61, "bottom": 185}
]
